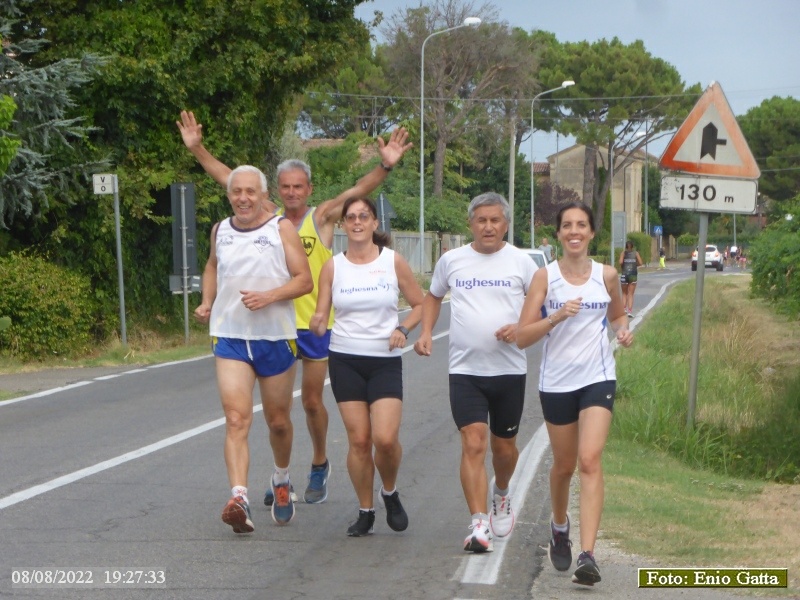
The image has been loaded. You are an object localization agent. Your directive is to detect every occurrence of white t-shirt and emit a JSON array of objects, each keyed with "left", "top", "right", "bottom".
[
  {"left": 210, "top": 216, "right": 296, "bottom": 340},
  {"left": 329, "top": 247, "right": 400, "bottom": 357},
  {"left": 539, "top": 260, "right": 616, "bottom": 392},
  {"left": 429, "top": 243, "right": 536, "bottom": 376}
]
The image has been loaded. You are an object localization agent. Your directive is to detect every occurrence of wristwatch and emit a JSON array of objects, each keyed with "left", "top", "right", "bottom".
[{"left": 395, "top": 325, "right": 409, "bottom": 338}]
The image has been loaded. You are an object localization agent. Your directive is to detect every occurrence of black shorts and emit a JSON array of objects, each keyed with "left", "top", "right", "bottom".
[
  {"left": 328, "top": 350, "right": 403, "bottom": 404},
  {"left": 449, "top": 373, "right": 526, "bottom": 438},
  {"left": 539, "top": 380, "right": 616, "bottom": 425}
]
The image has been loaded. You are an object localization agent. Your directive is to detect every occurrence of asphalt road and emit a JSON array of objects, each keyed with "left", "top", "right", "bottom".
[{"left": 2, "top": 264, "right": 768, "bottom": 599}]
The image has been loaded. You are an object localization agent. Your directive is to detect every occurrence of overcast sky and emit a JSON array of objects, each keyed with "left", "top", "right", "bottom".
[{"left": 353, "top": 0, "right": 800, "bottom": 160}]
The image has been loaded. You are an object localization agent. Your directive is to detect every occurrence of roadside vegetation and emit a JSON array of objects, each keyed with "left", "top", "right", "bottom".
[{"left": 603, "top": 275, "right": 800, "bottom": 593}]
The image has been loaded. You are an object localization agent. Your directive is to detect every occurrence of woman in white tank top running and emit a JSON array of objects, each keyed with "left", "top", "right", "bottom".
[{"left": 516, "top": 202, "right": 634, "bottom": 587}]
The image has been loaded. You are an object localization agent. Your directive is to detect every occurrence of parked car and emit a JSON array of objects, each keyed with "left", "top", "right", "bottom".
[
  {"left": 519, "top": 248, "right": 549, "bottom": 269},
  {"left": 691, "top": 244, "right": 724, "bottom": 271}
]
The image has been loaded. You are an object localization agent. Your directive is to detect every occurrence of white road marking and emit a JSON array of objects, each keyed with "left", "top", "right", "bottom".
[{"left": 460, "top": 422, "right": 550, "bottom": 584}]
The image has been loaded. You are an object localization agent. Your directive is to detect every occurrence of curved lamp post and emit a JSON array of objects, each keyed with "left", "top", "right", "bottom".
[
  {"left": 529, "top": 80, "right": 575, "bottom": 248},
  {"left": 419, "top": 16, "right": 481, "bottom": 272}
]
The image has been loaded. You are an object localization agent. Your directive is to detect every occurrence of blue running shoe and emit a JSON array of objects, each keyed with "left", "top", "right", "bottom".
[
  {"left": 271, "top": 480, "right": 295, "bottom": 525},
  {"left": 264, "top": 482, "right": 297, "bottom": 506},
  {"left": 221, "top": 496, "right": 254, "bottom": 534},
  {"left": 304, "top": 461, "right": 331, "bottom": 504}
]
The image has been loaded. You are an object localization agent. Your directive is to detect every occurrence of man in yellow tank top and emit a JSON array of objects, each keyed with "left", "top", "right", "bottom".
[{"left": 178, "top": 111, "right": 412, "bottom": 505}]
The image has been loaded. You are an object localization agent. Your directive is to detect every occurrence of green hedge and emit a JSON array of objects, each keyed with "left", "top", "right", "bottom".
[
  {"left": 749, "top": 201, "right": 800, "bottom": 318},
  {"left": 0, "top": 253, "right": 101, "bottom": 359}
]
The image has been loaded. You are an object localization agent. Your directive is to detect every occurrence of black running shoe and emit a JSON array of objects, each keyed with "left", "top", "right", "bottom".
[
  {"left": 347, "top": 510, "right": 375, "bottom": 537},
  {"left": 548, "top": 517, "right": 573, "bottom": 571},
  {"left": 382, "top": 491, "right": 409, "bottom": 532},
  {"left": 572, "top": 551, "right": 601, "bottom": 586}
]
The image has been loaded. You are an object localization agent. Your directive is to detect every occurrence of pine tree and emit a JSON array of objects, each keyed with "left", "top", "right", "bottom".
[{"left": 0, "top": 0, "right": 108, "bottom": 227}]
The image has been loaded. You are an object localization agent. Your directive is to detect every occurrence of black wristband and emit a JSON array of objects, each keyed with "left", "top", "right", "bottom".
[
  {"left": 380, "top": 162, "right": 393, "bottom": 172},
  {"left": 395, "top": 325, "right": 409, "bottom": 338}
]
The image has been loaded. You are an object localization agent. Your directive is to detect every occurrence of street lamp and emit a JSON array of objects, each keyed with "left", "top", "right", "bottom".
[
  {"left": 419, "top": 16, "right": 481, "bottom": 272},
  {"left": 529, "top": 80, "right": 575, "bottom": 248},
  {"left": 634, "top": 123, "right": 649, "bottom": 235}
]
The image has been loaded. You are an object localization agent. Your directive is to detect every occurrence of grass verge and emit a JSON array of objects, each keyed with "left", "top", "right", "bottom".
[{"left": 602, "top": 275, "right": 800, "bottom": 594}]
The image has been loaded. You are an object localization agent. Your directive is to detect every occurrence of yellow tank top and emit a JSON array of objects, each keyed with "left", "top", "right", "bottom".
[{"left": 277, "top": 206, "right": 334, "bottom": 329}]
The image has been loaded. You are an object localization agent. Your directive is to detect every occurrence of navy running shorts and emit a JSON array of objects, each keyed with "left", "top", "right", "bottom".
[
  {"left": 328, "top": 350, "right": 403, "bottom": 404},
  {"left": 449, "top": 373, "right": 526, "bottom": 438},
  {"left": 539, "top": 380, "right": 616, "bottom": 425}
]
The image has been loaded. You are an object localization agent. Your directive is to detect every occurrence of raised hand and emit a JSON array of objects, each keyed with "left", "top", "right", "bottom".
[
  {"left": 376, "top": 126, "right": 413, "bottom": 168},
  {"left": 176, "top": 110, "right": 203, "bottom": 150}
]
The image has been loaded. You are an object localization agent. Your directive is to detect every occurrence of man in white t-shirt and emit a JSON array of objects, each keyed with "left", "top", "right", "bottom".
[{"left": 414, "top": 192, "right": 536, "bottom": 553}]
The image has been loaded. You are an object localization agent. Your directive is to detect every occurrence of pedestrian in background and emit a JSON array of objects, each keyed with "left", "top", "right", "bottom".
[
  {"left": 538, "top": 237, "right": 553, "bottom": 262},
  {"left": 659, "top": 246, "right": 666, "bottom": 269},
  {"left": 619, "top": 240, "right": 643, "bottom": 317}
]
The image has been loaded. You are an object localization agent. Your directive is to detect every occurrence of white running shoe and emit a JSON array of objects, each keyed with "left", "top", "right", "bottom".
[
  {"left": 463, "top": 519, "right": 494, "bottom": 553},
  {"left": 489, "top": 493, "right": 515, "bottom": 537}
]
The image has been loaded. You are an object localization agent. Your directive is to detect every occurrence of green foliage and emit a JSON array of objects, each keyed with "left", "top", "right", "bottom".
[
  {"left": 626, "top": 231, "right": 651, "bottom": 264},
  {"left": 0, "top": 3, "right": 108, "bottom": 226},
  {"left": 0, "top": 252, "right": 103, "bottom": 360},
  {"left": 0, "top": 95, "right": 21, "bottom": 177},
  {"left": 0, "top": 316, "right": 10, "bottom": 331},
  {"left": 749, "top": 198, "right": 800, "bottom": 318},
  {"left": 534, "top": 30, "right": 701, "bottom": 230},
  {"left": 614, "top": 278, "right": 800, "bottom": 483},
  {"left": 3, "top": 0, "right": 370, "bottom": 328},
  {"left": 738, "top": 97, "right": 800, "bottom": 202},
  {"left": 677, "top": 232, "right": 698, "bottom": 247}
]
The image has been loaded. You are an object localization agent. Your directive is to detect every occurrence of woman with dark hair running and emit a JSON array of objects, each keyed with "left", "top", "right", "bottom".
[
  {"left": 619, "top": 240, "right": 643, "bottom": 317},
  {"left": 310, "top": 197, "right": 423, "bottom": 537},
  {"left": 516, "top": 202, "right": 633, "bottom": 586}
]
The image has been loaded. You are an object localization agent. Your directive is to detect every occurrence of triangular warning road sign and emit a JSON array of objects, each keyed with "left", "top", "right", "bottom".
[{"left": 659, "top": 82, "right": 760, "bottom": 179}]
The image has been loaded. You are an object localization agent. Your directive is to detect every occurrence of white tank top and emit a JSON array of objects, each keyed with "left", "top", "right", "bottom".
[
  {"left": 209, "top": 216, "right": 297, "bottom": 340},
  {"left": 539, "top": 260, "right": 616, "bottom": 392},
  {"left": 329, "top": 247, "right": 400, "bottom": 357}
]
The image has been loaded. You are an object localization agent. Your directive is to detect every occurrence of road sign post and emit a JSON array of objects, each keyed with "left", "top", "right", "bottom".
[
  {"left": 93, "top": 174, "right": 127, "bottom": 347},
  {"left": 658, "top": 82, "right": 760, "bottom": 430}
]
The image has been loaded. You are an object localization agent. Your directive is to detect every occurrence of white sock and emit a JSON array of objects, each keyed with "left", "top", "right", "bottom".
[
  {"left": 493, "top": 484, "right": 509, "bottom": 497},
  {"left": 273, "top": 466, "right": 290, "bottom": 485},
  {"left": 381, "top": 486, "right": 396, "bottom": 496},
  {"left": 232, "top": 486, "right": 248, "bottom": 504},
  {"left": 471, "top": 512, "right": 489, "bottom": 524},
  {"left": 552, "top": 514, "right": 569, "bottom": 532}
]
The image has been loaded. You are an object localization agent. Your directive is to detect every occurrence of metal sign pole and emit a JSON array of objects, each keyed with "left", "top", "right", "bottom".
[
  {"left": 180, "top": 185, "right": 190, "bottom": 345},
  {"left": 687, "top": 212, "right": 709, "bottom": 429},
  {"left": 112, "top": 175, "right": 127, "bottom": 347}
]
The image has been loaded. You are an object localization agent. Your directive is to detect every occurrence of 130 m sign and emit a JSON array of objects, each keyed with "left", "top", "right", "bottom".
[{"left": 660, "top": 175, "right": 757, "bottom": 214}]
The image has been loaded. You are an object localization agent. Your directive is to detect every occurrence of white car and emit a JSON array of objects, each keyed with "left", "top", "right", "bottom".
[
  {"left": 518, "top": 248, "right": 549, "bottom": 269},
  {"left": 691, "top": 244, "right": 724, "bottom": 272}
]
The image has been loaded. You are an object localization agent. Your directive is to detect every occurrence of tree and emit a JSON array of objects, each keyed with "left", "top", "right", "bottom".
[
  {"left": 382, "top": 0, "right": 538, "bottom": 197},
  {"left": 1, "top": 0, "right": 107, "bottom": 227},
  {"left": 299, "top": 41, "right": 397, "bottom": 139},
  {"left": 0, "top": 95, "right": 20, "bottom": 177},
  {"left": 4, "top": 0, "right": 372, "bottom": 324},
  {"left": 534, "top": 32, "right": 700, "bottom": 231},
  {"left": 738, "top": 97, "right": 800, "bottom": 202}
]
